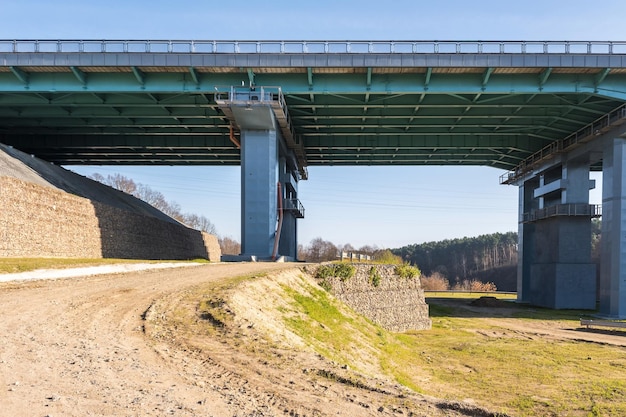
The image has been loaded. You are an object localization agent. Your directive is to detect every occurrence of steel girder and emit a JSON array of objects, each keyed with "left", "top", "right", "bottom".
[{"left": 1, "top": 53, "right": 626, "bottom": 170}]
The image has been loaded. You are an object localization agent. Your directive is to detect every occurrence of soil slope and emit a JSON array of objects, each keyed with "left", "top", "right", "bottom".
[
  {"left": 0, "top": 264, "right": 492, "bottom": 417},
  {"left": 0, "top": 143, "right": 179, "bottom": 224}
]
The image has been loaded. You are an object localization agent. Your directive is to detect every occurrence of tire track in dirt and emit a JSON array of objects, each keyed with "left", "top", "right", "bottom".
[
  {"left": 0, "top": 263, "right": 290, "bottom": 416},
  {"left": 1, "top": 263, "right": 490, "bottom": 416}
]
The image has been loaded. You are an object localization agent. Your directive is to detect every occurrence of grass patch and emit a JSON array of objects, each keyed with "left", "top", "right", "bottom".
[
  {"left": 425, "top": 291, "right": 517, "bottom": 300},
  {"left": 0, "top": 257, "right": 209, "bottom": 274},
  {"left": 394, "top": 263, "right": 420, "bottom": 279},
  {"left": 279, "top": 282, "right": 626, "bottom": 416},
  {"left": 398, "top": 300, "right": 626, "bottom": 416},
  {"left": 281, "top": 280, "right": 360, "bottom": 362},
  {"left": 154, "top": 270, "right": 626, "bottom": 416},
  {"left": 315, "top": 263, "right": 356, "bottom": 281}
]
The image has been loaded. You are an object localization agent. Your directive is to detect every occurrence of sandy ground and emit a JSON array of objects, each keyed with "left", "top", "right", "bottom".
[
  {"left": 0, "top": 262, "right": 202, "bottom": 283},
  {"left": 3, "top": 264, "right": 622, "bottom": 416},
  {"left": 0, "top": 263, "right": 476, "bottom": 417}
]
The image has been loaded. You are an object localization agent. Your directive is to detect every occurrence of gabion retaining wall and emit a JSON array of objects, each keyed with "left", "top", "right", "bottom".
[
  {"left": 313, "top": 264, "right": 431, "bottom": 332},
  {"left": 0, "top": 176, "right": 221, "bottom": 260}
]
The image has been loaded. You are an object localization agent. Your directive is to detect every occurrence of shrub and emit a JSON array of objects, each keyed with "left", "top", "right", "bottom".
[
  {"left": 452, "top": 279, "right": 498, "bottom": 292},
  {"left": 315, "top": 265, "right": 335, "bottom": 280},
  {"left": 369, "top": 266, "right": 382, "bottom": 287},
  {"left": 319, "top": 279, "right": 332, "bottom": 292},
  {"left": 334, "top": 263, "right": 356, "bottom": 281},
  {"left": 395, "top": 263, "right": 421, "bottom": 279},
  {"left": 373, "top": 249, "right": 403, "bottom": 265},
  {"left": 421, "top": 272, "right": 450, "bottom": 291},
  {"left": 315, "top": 263, "right": 356, "bottom": 282}
]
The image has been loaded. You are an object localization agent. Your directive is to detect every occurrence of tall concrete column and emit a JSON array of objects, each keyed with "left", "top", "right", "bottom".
[
  {"left": 215, "top": 88, "right": 306, "bottom": 261},
  {"left": 240, "top": 129, "right": 279, "bottom": 258},
  {"left": 520, "top": 159, "right": 596, "bottom": 309},
  {"left": 600, "top": 138, "right": 626, "bottom": 318},
  {"left": 517, "top": 177, "right": 538, "bottom": 303}
]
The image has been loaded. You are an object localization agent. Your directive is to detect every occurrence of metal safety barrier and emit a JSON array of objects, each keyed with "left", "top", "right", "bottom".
[
  {"left": 2, "top": 40, "right": 626, "bottom": 54},
  {"left": 500, "top": 104, "right": 626, "bottom": 185},
  {"left": 283, "top": 198, "right": 305, "bottom": 219},
  {"left": 523, "top": 204, "right": 602, "bottom": 223}
]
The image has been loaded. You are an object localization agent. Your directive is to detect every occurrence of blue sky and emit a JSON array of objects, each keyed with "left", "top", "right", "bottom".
[{"left": 1, "top": 1, "right": 616, "bottom": 248}]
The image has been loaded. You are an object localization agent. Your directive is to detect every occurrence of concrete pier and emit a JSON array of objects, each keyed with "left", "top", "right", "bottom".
[{"left": 599, "top": 139, "right": 626, "bottom": 317}]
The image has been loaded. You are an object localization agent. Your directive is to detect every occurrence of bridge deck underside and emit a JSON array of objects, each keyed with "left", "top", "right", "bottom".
[{"left": 0, "top": 57, "right": 625, "bottom": 170}]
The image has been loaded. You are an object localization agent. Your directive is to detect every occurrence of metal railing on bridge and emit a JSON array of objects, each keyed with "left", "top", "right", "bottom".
[
  {"left": 500, "top": 104, "right": 626, "bottom": 185},
  {"left": 338, "top": 251, "right": 371, "bottom": 262},
  {"left": 2, "top": 40, "right": 626, "bottom": 54},
  {"left": 523, "top": 204, "right": 602, "bottom": 223}
]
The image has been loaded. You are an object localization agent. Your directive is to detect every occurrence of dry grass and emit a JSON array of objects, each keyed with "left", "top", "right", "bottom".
[{"left": 156, "top": 270, "right": 626, "bottom": 417}]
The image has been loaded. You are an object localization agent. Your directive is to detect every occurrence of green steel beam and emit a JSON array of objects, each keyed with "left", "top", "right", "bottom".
[
  {"left": 424, "top": 67, "right": 432, "bottom": 88},
  {"left": 482, "top": 68, "right": 494, "bottom": 88},
  {"left": 9, "top": 66, "right": 29, "bottom": 84},
  {"left": 539, "top": 67, "right": 553, "bottom": 88},
  {"left": 189, "top": 67, "right": 200, "bottom": 86},
  {"left": 70, "top": 67, "right": 87, "bottom": 86},
  {"left": 131, "top": 67, "right": 145, "bottom": 86},
  {"left": 1, "top": 72, "right": 625, "bottom": 100},
  {"left": 1, "top": 63, "right": 625, "bottom": 169},
  {"left": 594, "top": 68, "right": 611, "bottom": 90}
]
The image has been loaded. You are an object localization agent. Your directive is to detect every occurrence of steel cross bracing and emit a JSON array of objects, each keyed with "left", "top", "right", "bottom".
[{"left": 1, "top": 40, "right": 626, "bottom": 172}]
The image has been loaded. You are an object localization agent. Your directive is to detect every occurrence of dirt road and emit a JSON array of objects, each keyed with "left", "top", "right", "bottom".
[
  {"left": 0, "top": 263, "right": 296, "bottom": 417},
  {"left": 1, "top": 264, "right": 476, "bottom": 417}
]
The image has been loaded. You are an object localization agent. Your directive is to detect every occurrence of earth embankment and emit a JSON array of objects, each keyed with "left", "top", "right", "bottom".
[
  {"left": 0, "top": 264, "right": 493, "bottom": 417},
  {"left": 0, "top": 144, "right": 220, "bottom": 260}
]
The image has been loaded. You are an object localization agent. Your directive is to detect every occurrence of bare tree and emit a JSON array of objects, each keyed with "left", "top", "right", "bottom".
[
  {"left": 89, "top": 172, "right": 217, "bottom": 234},
  {"left": 301, "top": 237, "right": 338, "bottom": 262},
  {"left": 219, "top": 236, "right": 241, "bottom": 255},
  {"left": 182, "top": 213, "right": 217, "bottom": 234}
]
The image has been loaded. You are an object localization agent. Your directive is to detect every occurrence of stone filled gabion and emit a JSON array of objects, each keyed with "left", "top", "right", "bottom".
[
  {"left": 312, "top": 264, "right": 431, "bottom": 332},
  {"left": 0, "top": 176, "right": 221, "bottom": 260}
]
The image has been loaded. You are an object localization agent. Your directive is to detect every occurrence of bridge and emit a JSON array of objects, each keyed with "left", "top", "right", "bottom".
[{"left": 2, "top": 40, "right": 626, "bottom": 316}]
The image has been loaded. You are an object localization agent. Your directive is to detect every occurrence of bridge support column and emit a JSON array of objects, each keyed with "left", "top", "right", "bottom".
[
  {"left": 517, "top": 177, "right": 539, "bottom": 303},
  {"left": 240, "top": 129, "right": 280, "bottom": 258},
  {"left": 517, "top": 159, "right": 596, "bottom": 309},
  {"left": 215, "top": 86, "right": 305, "bottom": 261},
  {"left": 599, "top": 138, "right": 626, "bottom": 318}
]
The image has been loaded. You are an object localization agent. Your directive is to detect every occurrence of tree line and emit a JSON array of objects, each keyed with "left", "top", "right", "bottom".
[
  {"left": 298, "top": 237, "right": 402, "bottom": 264},
  {"left": 392, "top": 232, "right": 518, "bottom": 288}
]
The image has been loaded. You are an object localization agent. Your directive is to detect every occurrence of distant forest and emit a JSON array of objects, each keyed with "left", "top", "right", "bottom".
[
  {"left": 392, "top": 232, "right": 518, "bottom": 290},
  {"left": 392, "top": 220, "right": 602, "bottom": 292}
]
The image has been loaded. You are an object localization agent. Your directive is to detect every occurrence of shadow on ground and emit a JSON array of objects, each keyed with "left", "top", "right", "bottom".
[{"left": 426, "top": 295, "right": 601, "bottom": 322}]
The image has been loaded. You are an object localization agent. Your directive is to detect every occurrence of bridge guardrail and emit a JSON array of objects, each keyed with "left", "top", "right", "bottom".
[
  {"left": 500, "top": 103, "right": 626, "bottom": 185},
  {"left": 523, "top": 204, "right": 602, "bottom": 223},
  {"left": 2, "top": 40, "right": 626, "bottom": 54}
]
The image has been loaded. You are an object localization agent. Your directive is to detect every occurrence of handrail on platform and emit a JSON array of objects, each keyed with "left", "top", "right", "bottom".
[
  {"left": 523, "top": 204, "right": 602, "bottom": 223},
  {"left": 2, "top": 40, "right": 626, "bottom": 55}
]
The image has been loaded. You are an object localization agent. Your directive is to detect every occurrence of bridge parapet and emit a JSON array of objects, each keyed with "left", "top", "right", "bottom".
[{"left": 3, "top": 39, "right": 626, "bottom": 55}]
